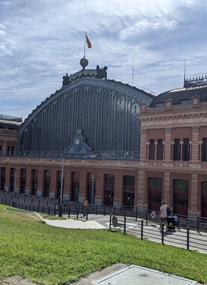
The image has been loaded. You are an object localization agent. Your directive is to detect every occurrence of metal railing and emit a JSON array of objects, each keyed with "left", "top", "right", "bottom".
[
  {"left": 0, "top": 150, "right": 140, "bottom": 160},
  {"left": 1, "top": 191, "right": 207, "bottom": 234},
  {"left": 109, "top": 214, "right": 207, "bottom": 253}
]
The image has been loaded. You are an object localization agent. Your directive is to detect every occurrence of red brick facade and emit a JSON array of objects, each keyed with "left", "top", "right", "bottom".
[{"left": 1, "top": 85, "right": 207, "bottom": 218}]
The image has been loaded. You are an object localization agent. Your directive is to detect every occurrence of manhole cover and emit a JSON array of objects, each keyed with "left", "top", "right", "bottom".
[{"left": 96, "top": 265, "right": 197, "bottom": 285}]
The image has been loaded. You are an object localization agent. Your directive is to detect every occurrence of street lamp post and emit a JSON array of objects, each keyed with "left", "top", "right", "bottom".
[{"left": 59, "top": 156, "right": 64, "bottom": 217}]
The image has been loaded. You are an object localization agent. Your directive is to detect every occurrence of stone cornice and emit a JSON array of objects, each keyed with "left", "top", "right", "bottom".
[
  {"left": 139, "top": 101, "right": 207, "bottom": 120},
  {"left": 139, "top": 109, "right": 207, "bottom": 125},
  {"left": 1, "top": 157, "right": 207, "bottom": 174},
  {"left": 0, "top": 132, "right": 18, "bottom": 139}
]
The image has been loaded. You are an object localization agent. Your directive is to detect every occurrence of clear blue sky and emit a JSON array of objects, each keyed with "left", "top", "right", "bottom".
[{"left": 0, "top": 0, "right": 206, "bottom": 119}]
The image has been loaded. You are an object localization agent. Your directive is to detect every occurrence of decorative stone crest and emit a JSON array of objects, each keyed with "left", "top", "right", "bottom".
[
  {"left": 192, "top": 95, "right": 200, "bottom": 108},
  {"left": 165, "top": 99, "right": 173, "bottom": 111},
  {"left": 64, "top": 130, "right": 93, "bottom": 157},
  {"left": 140, "top": 103, "right": 147, "bottom": 113}
]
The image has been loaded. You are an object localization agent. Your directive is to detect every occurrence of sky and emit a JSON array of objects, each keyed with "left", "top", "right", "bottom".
[{"left": 0, "top": 0, "right": 207, "bottom": 120}]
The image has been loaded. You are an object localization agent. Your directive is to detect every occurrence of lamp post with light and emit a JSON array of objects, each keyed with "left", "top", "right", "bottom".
[{"left": 59, "top": 156, "right": 64, "bottom": 217}]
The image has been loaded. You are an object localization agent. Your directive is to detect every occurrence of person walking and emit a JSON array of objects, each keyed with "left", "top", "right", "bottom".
[
  {"left": 159, "top": 201, "right": 168, "bottom": 231},
  {"left": 82, "top": 197, "right": 88, "bottom": 217}
]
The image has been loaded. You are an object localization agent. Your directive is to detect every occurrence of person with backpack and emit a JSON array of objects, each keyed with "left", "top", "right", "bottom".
[{"left": 159, "top": 201, "right": 168, "bottom": 231}]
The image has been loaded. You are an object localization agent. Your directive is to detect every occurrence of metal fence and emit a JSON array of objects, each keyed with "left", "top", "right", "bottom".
[
  {"left": 109, "top": 215, "right": 207, "bottom": 253},
  {"left": 1, "top": 192, "right": 207, "bottom": 253},
  {"left": 1, "top": 191, "right": 207, "bottom": 235},
  {"left": 0, "top": 150, "right": 140, "bottom": 160}
]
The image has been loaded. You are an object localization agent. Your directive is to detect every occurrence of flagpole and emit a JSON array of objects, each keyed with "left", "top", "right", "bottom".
[
  {"left": 84, "top": 32, "right": 86, "bottom": 58},
  {"left": 132, "top": 55, "right": 134, "bottom": 85}
]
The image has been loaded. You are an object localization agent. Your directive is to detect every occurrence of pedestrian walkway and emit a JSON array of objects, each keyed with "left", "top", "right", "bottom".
[
  {"left": 42, "top": 213, "right": 207, "bottom": 254},
  {"left": 44, "top": 217, "right": 105, "bottom": 229}
]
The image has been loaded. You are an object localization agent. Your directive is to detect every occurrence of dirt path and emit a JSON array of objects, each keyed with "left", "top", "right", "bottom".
[{"left": 0, "top": 276, "right": 39, "bottom": 285}]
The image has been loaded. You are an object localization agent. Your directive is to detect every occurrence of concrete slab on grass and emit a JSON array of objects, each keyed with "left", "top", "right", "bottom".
[
  {"left": 95, "top": 265, "right": 197, "bottom": 285},
  {"left": 44, "top": 218, "right": 105, "bottom": 229}
]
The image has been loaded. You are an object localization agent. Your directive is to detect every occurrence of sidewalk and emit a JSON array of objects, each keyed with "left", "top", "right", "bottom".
[{"left": 44, "top": 216, "right": 106, "bottom": 229}]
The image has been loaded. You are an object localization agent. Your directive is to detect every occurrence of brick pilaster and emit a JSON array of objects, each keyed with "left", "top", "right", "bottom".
[
  {"left": 190, "top": 174, "right": 199, "bottom": 215},
  {"left": 163, "top": 172, "right": 170, "bottom": 207},
  {"left": 191, "top": 127, "right": 199, "bottom": 162},
  {"left": 164, "top": 128, "right": 172, "bottom": 161},
  {"left": 140, "top": 129, "right": 147, "bottom": 161},
  {"left": 137, "top": 170, "right": 146, "bottom": 207}
]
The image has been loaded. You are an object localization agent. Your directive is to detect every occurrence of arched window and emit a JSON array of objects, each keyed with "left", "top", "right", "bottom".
[
  {"left": 104, "top": 174, "right": 114, "bottom": 206},
  {"left": 148, "top": 177, "right": 162, "bottom": 211},
  {"left": 201, "top": 182, "right": 207, "bottom": 218},
  {"left": 10, "top": 168, "right": 16, "bottom": 192},
  {"left": 20, "top": 169, "right": 26, "bottom": 194},
  {"left": 31, "top": 169, "right": 38, "bottom": 195},
  {"left": 57, "top": 171, "right": 64, "bottom": 200},
  {"left": 123, "top": 176, "right": 135, "bottom": 208},
  {"left": 44, "top": 170, "right": 51, "bottom": 197},
  {"left": 1, "top": 167, "right": 6, "bottom": 190},
  {"left": 71, "top": 172, "right": 79, "bottom": 202}
]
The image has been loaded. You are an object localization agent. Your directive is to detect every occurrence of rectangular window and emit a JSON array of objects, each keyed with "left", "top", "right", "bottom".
[
  {"left": 157, "top": 139, "right": 163, "bottom": 160},
  {"left": 201, "top": 138, "right": 207, "bottom": 161},
  {"left": 11, "top": 147, "right": 14, "bottom": 156},
  {"left": 7, "top": 147, "right": 10, "bottom": 156},
  {"left": 179, "top": 99, "right": 192, "bottom": 105},
  {"left": 149, "top": 139, "right": 155, "bottom": 160},
  {"left": 173, "top": 139, "right": 181, "bottom": 161},
  {"left": 182, "top": 138, "right": 190, "bottom": 161},
  {"left": 154, "top": 102, "right": 165, "bottom": 107}
]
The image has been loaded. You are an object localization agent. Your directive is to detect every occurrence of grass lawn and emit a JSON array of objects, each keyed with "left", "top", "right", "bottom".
[{"left": 0, "top": 204, "right": 206, "bottom": 285}]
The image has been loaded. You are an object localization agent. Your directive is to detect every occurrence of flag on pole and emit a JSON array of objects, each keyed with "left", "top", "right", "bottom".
[{"left": 86, "top": 35, "right": 92, "bottom": 48}]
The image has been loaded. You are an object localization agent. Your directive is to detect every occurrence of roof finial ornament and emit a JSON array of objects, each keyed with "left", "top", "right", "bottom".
[{"left": 80, "top": 57, "right": 88, "bottom": 71}]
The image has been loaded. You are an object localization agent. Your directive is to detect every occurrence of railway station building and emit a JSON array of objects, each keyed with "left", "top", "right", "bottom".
[{"left": 1, "top": 61, "right": 207, "bottom": 219}]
